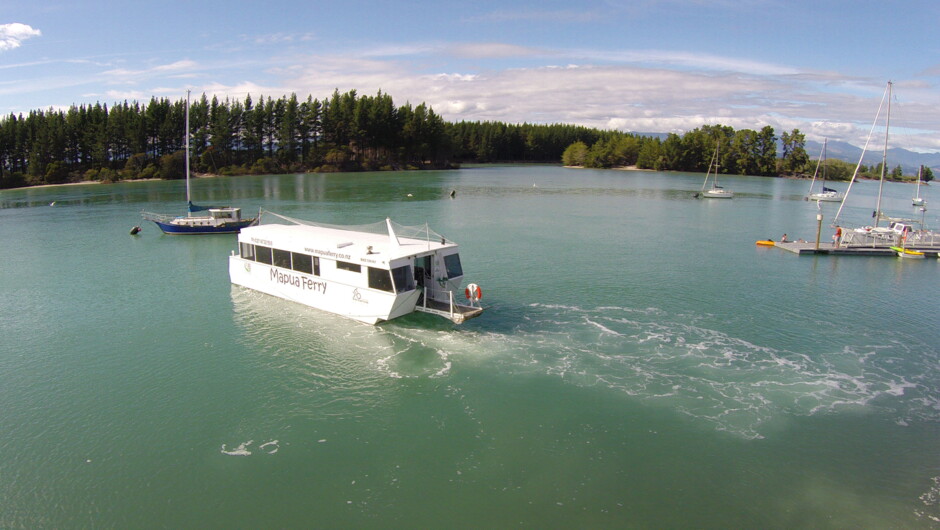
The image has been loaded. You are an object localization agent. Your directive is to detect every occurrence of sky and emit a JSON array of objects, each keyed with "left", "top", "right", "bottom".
[{"left": 3, "top": 0, "right": 940, "bottom": 152}]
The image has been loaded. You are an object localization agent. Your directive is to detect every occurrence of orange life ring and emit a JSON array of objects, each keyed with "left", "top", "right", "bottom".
[{"left": 465, "top": 283, "right": 482, "bottom": 301}]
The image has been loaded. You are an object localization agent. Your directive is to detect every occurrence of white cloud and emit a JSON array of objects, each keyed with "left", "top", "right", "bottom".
[
  {"left": 102, "top": 60, "right": 198, "bottom": 85},
  {"left": 467, "top": 8, "right": 602, "bottom": 24},
  {"left": 6, "top": 33, "right": 940, "bottom": 152},
  {"left": 244, "top": 32, "right": 316, "bottom": 45},
  {"left": 277, "top": 54, "right": 940, "bottom": 151},
  {"left": 448, "top": 42, "right": 544, "bottom": 59},
  {"left": 0, "top": 23, "right": 41, "bottom": 52}
]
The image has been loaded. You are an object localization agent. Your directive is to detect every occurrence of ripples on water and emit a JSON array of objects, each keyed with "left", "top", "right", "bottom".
[
  {"left": 230, "top": 286, "right": 940, "bottom": 441},
  {"left": 5, "top": 170, "right": 940, "bottom": 526}
]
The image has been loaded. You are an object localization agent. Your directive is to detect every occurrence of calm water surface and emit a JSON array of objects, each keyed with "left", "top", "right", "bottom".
[{"left": 1, "top": 166, "right": 939, "bottom": 528}]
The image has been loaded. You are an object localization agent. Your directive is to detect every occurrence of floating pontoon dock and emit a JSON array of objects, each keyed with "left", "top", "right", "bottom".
[{"left": 770, "top": 241, "right": 940, "bottom": 258}]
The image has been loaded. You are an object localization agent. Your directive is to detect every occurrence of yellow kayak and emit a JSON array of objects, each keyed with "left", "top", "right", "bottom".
[{"left": 891, "top": 246, "right": 925, "bottom": 258}]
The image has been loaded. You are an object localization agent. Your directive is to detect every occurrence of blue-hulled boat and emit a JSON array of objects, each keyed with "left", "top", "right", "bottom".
[
  {"left": 143, "top": 202, "right": 257, "bottom": 234},
  {"left": 141, "top": 90, "right": 257, "bottom": 235}
]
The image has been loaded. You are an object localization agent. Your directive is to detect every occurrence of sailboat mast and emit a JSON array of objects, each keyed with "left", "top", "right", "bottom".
[
  {"left": 874, "top": 81, "right": 892, "bottom": 227},
  {"left": 821, "top": 139, "right": 827, "bottom": 184},
  {"left": 185, "top": 89, "right": 192, "bottom": 210},
  {"left": 808, "top": 139, "right": 826, "bottom": 195},
  {"left": 834, "top": 82, "right": 891, "bottom": 226},
  {"left": 713, "top": 142, "right": 720, "bottom": 188}
]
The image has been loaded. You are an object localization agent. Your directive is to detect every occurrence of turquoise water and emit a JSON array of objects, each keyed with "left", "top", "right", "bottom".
[{"left": 1, "top": 166, "right": 939, "bottom": 527}]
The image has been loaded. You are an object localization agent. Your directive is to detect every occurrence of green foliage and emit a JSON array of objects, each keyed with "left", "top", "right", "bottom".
[
  {"left": 44, "top": 161, "right": 69, "bottom": 184},
  {"left": 567, "top": 125, "right": 796, "bottom": 177},
  {"left": 781, "top": 129, "right": 809, "bottom": 174},
  {"left": 0, "top": 90, "right": 460, "bottom": 188},
  {"left": 6, "top": 88, "right": 935, "bottom": 190},
  {"left": 159, "top": 151, "right": 187, "bottom": 180},
  {"left": 821, "top": 159, "right": 855, "bottom": 181},
  {"left": 562, "top": 141, "right": 589, "bottom": 166}
]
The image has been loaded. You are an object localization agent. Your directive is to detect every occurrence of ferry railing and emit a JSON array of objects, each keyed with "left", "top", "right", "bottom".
[{"left": 420, "top": 288, "right": 458, "bottom": 318}]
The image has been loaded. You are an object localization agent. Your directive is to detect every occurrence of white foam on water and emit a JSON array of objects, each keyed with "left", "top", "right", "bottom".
[
  {"left": 915, "top": 476, "right": 940, "bottom": 523},
  {"left": 221, "top": 440, "right": 253, "bottom": 456},
  {"left": 499, "top": 303, "right": 940, "bottom": 439},
  {"left": 231, "top": 285, "right": 939, "bottom": 440}
]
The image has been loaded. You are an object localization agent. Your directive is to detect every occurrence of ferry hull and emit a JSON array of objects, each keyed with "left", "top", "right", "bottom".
[{"left": 229, "top": 256, "right": 419, "bottom": 324}]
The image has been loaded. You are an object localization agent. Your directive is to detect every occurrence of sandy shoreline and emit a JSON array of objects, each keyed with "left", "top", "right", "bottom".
[{"left": 8, "top": 174, "right": 224, "bottom": 190}]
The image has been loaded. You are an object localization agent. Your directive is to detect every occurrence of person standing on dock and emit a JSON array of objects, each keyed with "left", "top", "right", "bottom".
[
  {"left": 833, "top": 226, "right": 842, "bottom": 248},
  {"left": 780, "top": 234, "right": 789, "bottom": 242}
]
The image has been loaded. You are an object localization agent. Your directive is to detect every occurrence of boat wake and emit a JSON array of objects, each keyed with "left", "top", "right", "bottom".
[
  {"left": 230, "top": 287, "right": 940, "bottom": 440},
  {"left": 916, "top": 476, "right": 940, "bottom": 523},
  {"left": 474, "top": 303, "right": 940, "bottom": 439}
]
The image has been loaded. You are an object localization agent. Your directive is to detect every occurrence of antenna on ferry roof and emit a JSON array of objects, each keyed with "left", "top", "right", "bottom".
[{"left": 386, "top": 218, "right": 401, "bottom": 249}]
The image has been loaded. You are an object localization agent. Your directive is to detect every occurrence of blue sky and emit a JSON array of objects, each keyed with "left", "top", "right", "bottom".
[{"left": 3, "top": 0, "right": 940, "bottom": 151}]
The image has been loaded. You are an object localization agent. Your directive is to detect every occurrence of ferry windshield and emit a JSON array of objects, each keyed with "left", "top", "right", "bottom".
[
  {"left": 444, "top": 254, "right": 463, "bottom": 278},
  {"left": 391, "top": 266, "right": 415, "bottom": 293}
]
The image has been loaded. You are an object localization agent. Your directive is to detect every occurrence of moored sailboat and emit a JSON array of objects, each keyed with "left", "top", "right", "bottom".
[
  {"left": 697, "top": 142, "right": 733, "bottom": 199},
  {"left": 912, "top": 166, "right": 926, "bottom": 207},
  {"left": 141, "top": 90, "right": 257, "bottom": 234},
  {"left": 806, "top": 138, "right": 843, "bottom": 202},
  {"left": 834, "top": 82, "right": 940, "bottom": 251}
]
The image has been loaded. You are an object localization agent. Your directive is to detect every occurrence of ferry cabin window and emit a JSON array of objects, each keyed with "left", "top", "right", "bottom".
[
  {"left": 292, "top": 252, "right": 316, "bottom": 275},
  {"left": 444, "top": 253, "right": 463, "bottom": 278},
  {"left": 273, "top": 249, "right": 292, "bottom": 269},
  {"left": 391, "top": 266, "right": 415, "bottom": 293},
  {"left": 255, "top": 245, "right": 273, "bottom": 265},
  {"left": 240, "top": 243, "right": 256, "bottom": 261},
  {"left": 368, "top": 267, "right": 394, "bottom": 292},
  {"left": 337, "top": 261, "right": 361, "bottom": 273}
]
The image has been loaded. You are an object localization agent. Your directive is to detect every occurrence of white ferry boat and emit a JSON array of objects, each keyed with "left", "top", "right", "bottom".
[{"left": 229, "top": 212, "right": 484, "bottom": 325}]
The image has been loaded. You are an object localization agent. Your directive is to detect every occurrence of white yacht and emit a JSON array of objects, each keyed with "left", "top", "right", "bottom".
[
  {"left": 806, "top": 139, "right": 844, "bottom": 202},
  {"left": 229, "top": 212, "right": 484, "bottom": 325},
  {"left": 698, "top": 142, "right": 734, "bottom": 199}
]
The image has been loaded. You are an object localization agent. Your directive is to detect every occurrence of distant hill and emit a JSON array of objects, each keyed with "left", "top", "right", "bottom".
[
  {"left": 804, "top": 140, "right": 940, "bottom": 174},
  {"left": 632, "top": 132, "right": 939, "bottom": 175}
]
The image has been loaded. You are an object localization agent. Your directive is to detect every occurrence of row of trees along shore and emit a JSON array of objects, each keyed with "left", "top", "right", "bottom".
[
  {"left": 562, "top": 124, "right": 933, "bottom": 182},
  {"left": 0, "top": 88, "right": 605, "bottom": 189},
  {"left": 0, "top": 89, "right": 931, "bottom": 189}
]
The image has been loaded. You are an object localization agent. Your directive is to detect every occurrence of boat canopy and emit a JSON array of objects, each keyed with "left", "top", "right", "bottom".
[{"left": 188, "top": 201, "right": 212, "bottom": 213}]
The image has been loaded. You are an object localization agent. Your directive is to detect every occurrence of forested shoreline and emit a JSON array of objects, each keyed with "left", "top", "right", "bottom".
[
  {"left": 561, "top": 125, "right": 932, "bottom": 182},
  {"left": 0, "top": 89, "right": 930, "bottom": 189}
]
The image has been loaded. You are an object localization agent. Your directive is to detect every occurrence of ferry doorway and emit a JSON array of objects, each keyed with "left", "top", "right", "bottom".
[{"left": 414, "top": 255, "right": 432, "bottom": 289}]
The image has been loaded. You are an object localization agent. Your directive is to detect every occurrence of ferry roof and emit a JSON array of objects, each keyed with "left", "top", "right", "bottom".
[{"left": 239, "top": 220, "right": 458, "bottom": 264}]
